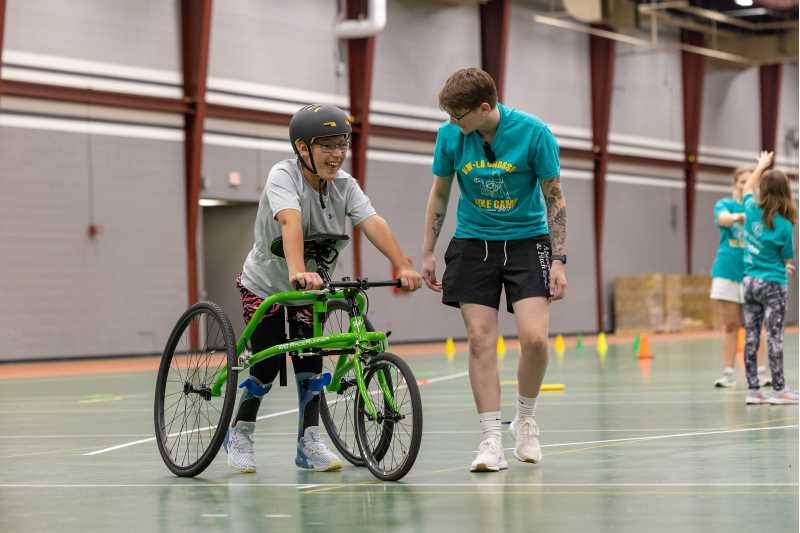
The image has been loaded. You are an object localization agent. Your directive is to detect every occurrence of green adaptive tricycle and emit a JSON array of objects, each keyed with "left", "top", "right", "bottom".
[{"left": 154, "top": 234, "right": 423, "bottom": 481}]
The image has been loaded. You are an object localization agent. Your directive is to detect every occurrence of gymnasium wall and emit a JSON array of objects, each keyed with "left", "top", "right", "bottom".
[{"left": 1, "top": 0, "right": 797, "bottom": 358}]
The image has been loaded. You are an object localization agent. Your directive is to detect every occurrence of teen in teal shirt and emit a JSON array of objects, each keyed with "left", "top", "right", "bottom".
[{"left": 422, "top": 68, "right": 568, "bottom": 472}]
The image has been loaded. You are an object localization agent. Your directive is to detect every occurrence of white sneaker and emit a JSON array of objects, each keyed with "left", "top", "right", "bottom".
[
  {"left": 714, "top": 371, "right": 736, "bottom": 388},
  {"left": 223, "top": 421, "right": 256, "bottom": 473},
  {"left": 510, "top": 416, "right": 543, "bottom": 463},
  {"left": 768, "top": 388, "right": 799, "bottom": 405},
  {"left": 470, "top": 436, "right": 508, "bottom": 472},
  {"left": 296, "top": 427, "right": 342, "bottom": 471},
  {"left": 758, "top": 368, "right": 772, "bottom": 388},
  {"left": 745, "top": 390, "right": 769, "bottom": 405}
]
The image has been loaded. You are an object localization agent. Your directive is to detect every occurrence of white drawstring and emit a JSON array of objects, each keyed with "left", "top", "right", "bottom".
[
  {"left": 483, "top": 241, "right": 488, "bottom": 262},
  {"left": 503, "top": 240, "right": 508, "bottom": 266}
]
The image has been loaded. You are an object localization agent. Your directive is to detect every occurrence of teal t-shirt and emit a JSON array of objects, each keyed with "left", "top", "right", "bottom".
[
  {"left": 431, "top": 102, "right": 560, "bottom": 240},
  {"left": 710, "top": 197, "right": 745, "bottom": 282},
  {"left": 742, "top": 193, "right": 795, "bottom": 286}
]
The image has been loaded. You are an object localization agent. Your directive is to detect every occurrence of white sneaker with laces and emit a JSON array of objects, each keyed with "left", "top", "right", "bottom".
[
  {"left": 223, "top": 420, "right": 256, "bottom": 473},
  {"left": 296, "top": 426, "right": 342, "bottom": 471},
  {"left": 714, "top": 371, "right": 736, "bottom": 388},
  {"left": 510, "top": 416, "right": 543, "bottom": 463},
  {"left": 470, "top": 436, "right": 508, "bottom": 472}
]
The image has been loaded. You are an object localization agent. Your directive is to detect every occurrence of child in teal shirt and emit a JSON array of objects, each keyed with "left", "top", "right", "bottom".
[{"left": 741, "top": 151, "right": 797, "bottom": 405}]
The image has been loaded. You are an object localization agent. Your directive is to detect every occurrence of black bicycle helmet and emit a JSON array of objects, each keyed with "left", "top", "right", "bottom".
[{"left": 289, "top": 104, "right": 352, "bottom": 175}]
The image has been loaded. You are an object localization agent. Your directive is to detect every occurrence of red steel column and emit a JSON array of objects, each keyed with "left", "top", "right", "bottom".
[
  {"left": 589, "top": 33, "right": 614, "bottom": 333},
  {"left": 0, "top": 0, "right": 6, "bottom": 81},
  {"left": 346, "top": 0, "right": 376, "bottom": 279},
  {"left": 181, "top": 0, "right": 212, "bottom": 309},
  {"left": 681, "top": 31, "right": 705, "bottom": 275},
  {"left": 759, "top": 64, "right": 782, "bottom": 153},
  {"left": 479, "top": 0, "right": 509, "bottom": 100}
]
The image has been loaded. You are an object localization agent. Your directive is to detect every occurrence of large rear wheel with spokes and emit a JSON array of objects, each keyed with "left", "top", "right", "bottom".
[
  {"left": 154, "top": 301, "right": 237, "bottom": 477},
  {"left": 355, "top": 352, "right": 423, "bottom": 481}
]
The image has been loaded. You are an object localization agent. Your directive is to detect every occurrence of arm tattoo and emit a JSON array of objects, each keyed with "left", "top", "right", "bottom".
[
  {"left": 542, "top": 180, "right": 567, "bottom": 257},
  {"left": 432, "top": 212, "right": 444, "bottom": 240}
]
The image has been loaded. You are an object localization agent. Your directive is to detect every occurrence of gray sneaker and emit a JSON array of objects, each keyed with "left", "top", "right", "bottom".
[
  {"left": 223, "top": 421, "right": 256, "bottom": 473},
  {"left": 296, "top": 427, "right": 342, "bottom": 471}
]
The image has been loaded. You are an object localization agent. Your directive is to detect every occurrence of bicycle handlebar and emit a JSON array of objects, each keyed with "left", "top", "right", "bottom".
[
  {"left": 292, "top": 278, "right": 401, "bottom": 291},
  {"left": 327, "top": 279, "right": 402, "bottom": 290}
]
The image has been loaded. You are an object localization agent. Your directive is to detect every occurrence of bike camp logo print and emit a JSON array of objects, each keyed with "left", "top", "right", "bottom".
[{"left": 471, "top": 175, "right": 518, "bottom": 212}]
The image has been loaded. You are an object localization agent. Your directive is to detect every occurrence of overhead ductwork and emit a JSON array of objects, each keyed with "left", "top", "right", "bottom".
[{"left": 545, "top": 0, "right": 798, "bottom": 65}]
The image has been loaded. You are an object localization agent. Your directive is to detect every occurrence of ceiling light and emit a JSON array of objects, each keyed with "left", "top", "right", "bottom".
[{"left": 734, "top": 0, "right": 754, "bottom": 7}]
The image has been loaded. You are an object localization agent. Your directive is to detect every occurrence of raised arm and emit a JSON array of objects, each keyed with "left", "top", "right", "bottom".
[
  {"left": 541, "top": 177, "right": 568, "bottom": 300},
  {"left": 421, "top": 175, "right": 454, "bottom": 292},
  {"left": 743, "top": 151, "right": 774, "bottom": 196}
]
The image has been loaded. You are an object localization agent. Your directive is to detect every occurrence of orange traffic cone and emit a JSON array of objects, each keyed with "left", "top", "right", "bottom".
[
  {"left": 736, "top": 327, "right": 745, "bottom": 355},
  {"left": 638, "top": 334, "right": 653, "bottom": 359}
]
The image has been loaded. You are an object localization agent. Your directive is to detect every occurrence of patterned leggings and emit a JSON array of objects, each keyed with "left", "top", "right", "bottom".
[{"left": 743, "top": 276, "right": 788, "bottom": 391}]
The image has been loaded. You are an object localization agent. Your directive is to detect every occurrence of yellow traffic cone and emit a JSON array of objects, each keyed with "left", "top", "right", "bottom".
[
  {"left": 497, "top": 335, "right": 506, "bottom": 360},
  {"left": 555, "top": 334, "right": 565, "bottom": 356},
  {"left": 597, "top": 332, "right": 608, "bottom": 356},
  {"left": 445, "top": 337, "right": 456, "bottom": 361}
]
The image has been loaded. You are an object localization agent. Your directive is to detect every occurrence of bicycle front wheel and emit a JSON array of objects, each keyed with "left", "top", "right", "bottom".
[
  {"left": 154, "top": 301, "right": 237, "bottom": 477},
  {"left": 355, "top": 352, "right": 423, "bottom": 481}
]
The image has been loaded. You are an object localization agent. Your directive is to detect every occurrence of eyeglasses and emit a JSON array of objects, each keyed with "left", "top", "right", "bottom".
[
  {"left": 316, "top": 141, "right": 350, "bottom": 154},
  {"left": 448, "top": 109, "right": 472, "bottom": 121},
  {"left": 482, "top": 141, "right": 496, "bottom": 163}
]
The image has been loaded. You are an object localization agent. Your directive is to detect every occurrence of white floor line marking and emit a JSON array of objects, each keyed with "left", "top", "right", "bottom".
[
  {"left": 82, "top": 369, "right": 470, "bottom": 456},
  {"left": 0, "top": 482, "right": 796, "bottom": 489},
  {"left": 493, "top": 424, "right": 798, "bottom": 452},
  {"left": 201, "top": 514, "right": 228, "bottom": 518},
  {"left": 264, "top": 514, "right": 292, "bottom": 518}
]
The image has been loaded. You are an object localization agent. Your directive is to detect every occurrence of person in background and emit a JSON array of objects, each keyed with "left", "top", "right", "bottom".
[
  {"left": 741, "top": 151, "right": 797, "bottom": 405},
  {"left": 710, "top": 166, "right": 768, "bottom": 389}
]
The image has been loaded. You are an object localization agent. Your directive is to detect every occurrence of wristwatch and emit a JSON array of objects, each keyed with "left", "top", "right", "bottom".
[{"left": 551, "top": 255, "right": 567, "bottom": 265}]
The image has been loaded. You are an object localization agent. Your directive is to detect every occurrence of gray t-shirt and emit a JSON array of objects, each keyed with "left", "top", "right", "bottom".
[{"left": 240, "top": 158, "right": 376, "bottom": 298}]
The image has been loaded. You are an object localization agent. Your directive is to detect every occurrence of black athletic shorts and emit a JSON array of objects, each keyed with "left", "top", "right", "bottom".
[{"left": 441, "top": 236, "right": 551, "bottom": 313}]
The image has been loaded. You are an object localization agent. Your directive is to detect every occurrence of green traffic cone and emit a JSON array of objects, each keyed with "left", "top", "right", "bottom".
[{"left": 632, "top": 334, "right": 641, "bottom": 356}]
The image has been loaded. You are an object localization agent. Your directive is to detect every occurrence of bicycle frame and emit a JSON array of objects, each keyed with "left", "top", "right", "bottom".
[{"left": 209, "top": 287, "right": 396, "bottom": 418}]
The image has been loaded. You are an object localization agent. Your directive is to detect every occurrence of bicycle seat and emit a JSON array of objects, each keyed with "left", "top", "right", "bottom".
[{"left": 270, "top": 234, "right": 350, "bottom": 261}]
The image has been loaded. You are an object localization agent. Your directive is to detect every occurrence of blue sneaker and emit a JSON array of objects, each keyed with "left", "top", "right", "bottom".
[
  {"left": 295, "top": 427, "right": 342, "bottom": 472},
  {"left": 223, "top": 421, "right": 256, "bottom": 473}
]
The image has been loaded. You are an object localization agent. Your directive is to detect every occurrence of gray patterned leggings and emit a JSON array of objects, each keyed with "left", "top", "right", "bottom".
[{"left": 743, "top": 276, "right": 788, "bottom": 391}]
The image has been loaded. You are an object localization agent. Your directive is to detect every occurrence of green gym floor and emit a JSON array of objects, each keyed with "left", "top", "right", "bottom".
[{"left": 1, "top": 332, "right": 798, "bottom": 533}]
